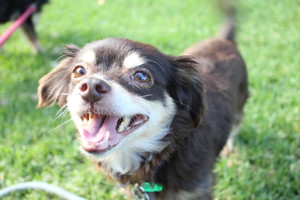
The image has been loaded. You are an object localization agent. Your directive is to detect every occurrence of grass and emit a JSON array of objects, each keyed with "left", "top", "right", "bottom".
[{"left": 0, "top": 0, "right": 299, "bottom": 199}]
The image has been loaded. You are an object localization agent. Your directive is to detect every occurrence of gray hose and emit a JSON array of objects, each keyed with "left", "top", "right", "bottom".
[{"left": 0, "top": 181, "right": 88, "bottom": 200}]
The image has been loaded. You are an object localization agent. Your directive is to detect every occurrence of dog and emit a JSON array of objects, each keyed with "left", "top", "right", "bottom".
[
  {"left": 0, "top": 0, "right": 48, "bottom": 52},
  {"left": 37, "top": 14, "right": 248, "bottom": 200}
]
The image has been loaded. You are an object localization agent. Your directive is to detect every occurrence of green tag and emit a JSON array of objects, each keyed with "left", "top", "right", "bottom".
[{"left": 142, "top": 182, "right": 163, "bottom": 192}]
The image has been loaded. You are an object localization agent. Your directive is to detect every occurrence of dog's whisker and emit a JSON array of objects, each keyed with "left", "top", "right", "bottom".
[
  {"left": 59, "top": 104, "right": 67, "bottom": 110},
  {"left": 55, "top": 54, "right": 67, "bottom": 62},
  {"left": 51, "top": 105, "right": 69, "bottom": 123},
  {"left": 58, "top": 93, "right": 70, "bottom": 96},
  {"left": 55, "top": 104, "right": 68, "bottom": 117},
  {"left": 148, "top": 59, "right": 166, "bottom": 73},
  {"left": 140, "top": 94, "right": 153, "bottom": 98},
  {"left": 49, "top": 119, "right": 73, "bottom": 133},
  {"left": 53, "top": 111, "right": 69, "bottom": 123},
  {"left": 172, "top": 99, "right": 199, "bottom": 114}
]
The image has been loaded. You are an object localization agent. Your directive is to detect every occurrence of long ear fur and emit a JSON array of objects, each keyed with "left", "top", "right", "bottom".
[
  {"left": 37, "top": 45, "right": 80, "bottom": 108},
  {"left": 169, "top": 56, "right": 206, "bottom": 128}
]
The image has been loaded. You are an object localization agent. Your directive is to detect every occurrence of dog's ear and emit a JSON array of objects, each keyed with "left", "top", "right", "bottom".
[
  {"left": 37, "top": 45, "right": 80, "bottom": 108},
  {"left": 169, "top": 56, "right": 206, "bottom": 128}
]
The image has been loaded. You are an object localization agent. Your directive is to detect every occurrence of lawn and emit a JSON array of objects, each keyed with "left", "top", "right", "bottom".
[{"left": 0, "top": 0, "right": 299, "bottom": 199}]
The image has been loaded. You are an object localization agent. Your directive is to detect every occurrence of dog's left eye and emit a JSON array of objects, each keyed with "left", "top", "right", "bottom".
[
  {"left": 132, "top": 71, "right": 152, "bottom": 85},
  {"left": 73, "top": 66, "right": 87, "bottom": 78}
]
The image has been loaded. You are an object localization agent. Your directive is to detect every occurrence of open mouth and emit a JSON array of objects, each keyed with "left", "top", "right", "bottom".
[{"left": 79, "top": 113, "right": 148, "bottom": 153}]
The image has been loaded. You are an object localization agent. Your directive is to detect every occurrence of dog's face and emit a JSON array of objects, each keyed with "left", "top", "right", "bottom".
[{"left": 38, "top": 38, "right": 205, "bottom": 175}]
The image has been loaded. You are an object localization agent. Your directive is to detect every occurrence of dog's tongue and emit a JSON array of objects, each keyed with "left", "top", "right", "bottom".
[{"left": 82, "top": 115, "right": 118, "bottom": 143}]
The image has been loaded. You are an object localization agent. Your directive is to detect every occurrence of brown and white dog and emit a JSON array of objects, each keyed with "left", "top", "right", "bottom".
[{"left": 37, "top": 18, "right": 248, "bottom": 200}]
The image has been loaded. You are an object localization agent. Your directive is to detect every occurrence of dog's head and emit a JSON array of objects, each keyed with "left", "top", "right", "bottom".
[{"left": 37, "top": 38, "right": 205, "bottom": 175}]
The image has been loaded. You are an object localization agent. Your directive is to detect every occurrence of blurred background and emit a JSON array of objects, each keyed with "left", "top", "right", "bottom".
[{"left": 0, "top": 0, "right": 299, "bottom": 199}]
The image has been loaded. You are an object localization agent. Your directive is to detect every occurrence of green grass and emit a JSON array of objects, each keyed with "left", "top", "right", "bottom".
[{"left": 0, "top": 0, "right": 299, "bottom": 199}]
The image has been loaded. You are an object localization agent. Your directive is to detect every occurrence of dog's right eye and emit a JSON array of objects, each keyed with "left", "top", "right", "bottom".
[{"left": 73, "top": 66, "right": 87, "bottom": 78}]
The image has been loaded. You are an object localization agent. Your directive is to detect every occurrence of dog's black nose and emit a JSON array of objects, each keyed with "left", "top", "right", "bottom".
[{"left": 79, "top": 78, "right": 111, "bottom": 102}]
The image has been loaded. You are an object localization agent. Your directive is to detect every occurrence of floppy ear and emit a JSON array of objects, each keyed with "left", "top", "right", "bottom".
[
  {"left": 37, "top": 45, "right": 80, "bottom": 108},
  {"left": 168, "top": 56, "right": 206, "bottom": 128}
]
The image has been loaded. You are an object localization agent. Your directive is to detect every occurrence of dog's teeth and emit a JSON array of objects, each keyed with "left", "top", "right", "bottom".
[
  {"left": 118, "top": 124, "right": 125, "bottom": 133},
  {"left": 123, "top": 117, "right": 130, "bottom": 127},
  {"left": 88, "top": 113, "right": 96, "bottom": 120},
  {"left": 122, "top": 117, "right": 131, "bottom": 128},
  {"left": 104, "top": 131, "right": 110, "bottom": 142},
  {"left": 83, "top": 120, "right": 87, "bottom": 127},
  {"left": 82, "top": 116, "right": 88, "bottom": 126},
  {"left": 117, "top": 117, "right": 131, "bottom": 133}
]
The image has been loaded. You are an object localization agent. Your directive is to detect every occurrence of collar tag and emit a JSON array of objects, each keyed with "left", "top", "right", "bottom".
[{"left": 142, "top": 182, "right": 163, "bottom": 192}]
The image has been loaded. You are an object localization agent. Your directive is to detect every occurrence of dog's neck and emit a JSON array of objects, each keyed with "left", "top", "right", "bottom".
[{"left": 98, "top": 146, "right": 171, "bottom": 185}]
